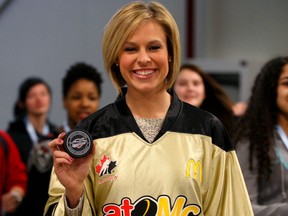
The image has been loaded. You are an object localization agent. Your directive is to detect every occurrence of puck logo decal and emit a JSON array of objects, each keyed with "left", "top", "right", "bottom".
[{"left": 63, "top": 129, "right": 93, "bottom": 158}]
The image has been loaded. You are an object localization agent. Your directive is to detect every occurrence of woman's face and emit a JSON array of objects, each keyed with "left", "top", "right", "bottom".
[
  {"left": 118, "top": 20, "right": 169, "bottom": 95},
  {"left": 25, "top": 83, "right": 51, "bottom": 116},
  {"left": 277, "top": 64, "right": 288, "bottom": 119},
  {"left": 174, "top": 69, "right": 206, "bottom": 107},
  {"left": 63, "top": 79, "right": 100, "bottom": 126}
]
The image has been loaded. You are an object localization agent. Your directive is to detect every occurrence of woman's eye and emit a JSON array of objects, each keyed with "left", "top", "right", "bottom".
[
  {"left": 149, "top": 45, "right": 161, "bottom": 51},
  {"left": 179, "top": 82, "right": 188, "bottom": 87},
  {"left": 89, "top": 96, "right": 98, "bottom": 101},
  {"left": 124, "top": 47, "right": 136, "bottom": 52},
  {"left": 71, "top": 95, "right": 81, "bottom": 100}
]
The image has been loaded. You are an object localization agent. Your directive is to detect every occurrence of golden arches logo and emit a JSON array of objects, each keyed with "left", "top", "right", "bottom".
[{"left": 185, "top": 159, "right": 202, "bottom": 183}]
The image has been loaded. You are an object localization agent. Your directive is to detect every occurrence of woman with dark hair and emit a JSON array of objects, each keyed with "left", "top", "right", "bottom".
[
  {"left": 233, "top": 56, "right": 288, "bottom": 215},
  {"left": 173, "top": 63, "right": 236, "bottom": 136},
  {"left": 59, "top": 62, "right": 103, "bottom": 133},
  {"left": 7, "top": 77, "right": 58, "bottom": 216}
]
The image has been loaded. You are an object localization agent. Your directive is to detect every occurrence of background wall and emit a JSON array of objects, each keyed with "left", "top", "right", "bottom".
[
  {"left": 188, "top": 0, "right": 288, "bottom": 103},
  {"left": 194, "top": 0, "right": 288, "bottom": 59},
  {"left": 0, "top": 0, "right": 185, "bottom": 129},
  {"left": 0, "top": 0, "right": 288, "bottom": 129}
]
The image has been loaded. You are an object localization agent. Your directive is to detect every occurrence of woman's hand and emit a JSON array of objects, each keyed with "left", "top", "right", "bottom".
[
  {"left": 49, "top": 132, "right": 96, "bottom": 208},
  {"left": 1, "top": 187, "right": 24, "bottom": 213}
]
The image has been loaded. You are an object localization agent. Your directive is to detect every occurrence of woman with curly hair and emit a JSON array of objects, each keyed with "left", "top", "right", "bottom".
[{"left": 234, "top": 56, "right": 288, "bottom": 215}]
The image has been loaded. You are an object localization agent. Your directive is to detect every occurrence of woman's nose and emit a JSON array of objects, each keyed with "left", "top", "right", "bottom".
[
  {"left": 80, "top": 97, "right": 90, "bottom": 106},
  {"left": 187, "top": 83, "right": 196, "bottom": 91},
  {"left": 137, "top": 50, "right": 151, "bottom": 65}
]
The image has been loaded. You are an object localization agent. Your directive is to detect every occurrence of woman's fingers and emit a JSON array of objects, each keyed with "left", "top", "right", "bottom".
[
  {"left": 58, "top": 132, "right": 66, "bottom": 139},
  {"left": 49, "top": 132, "right": 66, "bottom": 151},
  {"left": 53, "top": 149, "right": 75, "bottom": 167},
  {"left": 49, "top": 138, "right": 63, "bottom": 152}
]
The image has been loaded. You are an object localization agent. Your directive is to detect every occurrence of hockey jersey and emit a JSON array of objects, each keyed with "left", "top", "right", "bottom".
[{"left": 44, "top": 89, "right": 253, "bottom": 216}]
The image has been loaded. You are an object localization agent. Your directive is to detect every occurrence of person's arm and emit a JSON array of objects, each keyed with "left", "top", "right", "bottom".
[
  {"left": 44, "top": 167, "right": 96, "bottom": 216},
  {"left": 1, "top": 131, "right": 27, "bottom": 213},
  {"left": 63, "top": 192, "right": 84, "bottom": 216},
  {"left": 237, "top": 140, "right": 288, "bottom": 215},
  {"left": 44, "top": 133, "right": 96, "bottom": 216},
  {"left": 2, "top": 131, "right": 27, "bottom": 193},
  {"left": 1, "top": 186, "right": 25, "bottom": 213}
]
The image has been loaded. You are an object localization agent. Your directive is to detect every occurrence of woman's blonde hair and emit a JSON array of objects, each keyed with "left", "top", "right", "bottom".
[{"left": 102, "top": 1, "right": 181, "bottom": 94}]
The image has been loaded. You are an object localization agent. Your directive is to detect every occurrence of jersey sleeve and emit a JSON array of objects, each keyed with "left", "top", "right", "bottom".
[
  {"left": 203, "top": 119, "right": 253, "bottom": 215},
  {"left": 44, "top": 167, "right": 95, "bottom": 216},
  {"left": 205, "top": 149, "right": 253, "bottom": 215}
]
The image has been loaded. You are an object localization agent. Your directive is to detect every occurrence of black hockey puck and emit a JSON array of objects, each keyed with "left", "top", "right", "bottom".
[{"left": 63, "top": 129, "right": 93, "bottom": 158}]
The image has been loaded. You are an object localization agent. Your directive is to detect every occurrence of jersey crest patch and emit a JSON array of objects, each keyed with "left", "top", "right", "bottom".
[{"left": 96, "top": 155, "right": 117, "bottom": 177}]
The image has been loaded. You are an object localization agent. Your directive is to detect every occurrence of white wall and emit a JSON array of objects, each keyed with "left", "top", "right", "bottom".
[
  {"left": 194, "top": 0, "right": 288, "bottom": 60},
  {"left": 0, "top": 0, "right": 185, "bottom": 129}
]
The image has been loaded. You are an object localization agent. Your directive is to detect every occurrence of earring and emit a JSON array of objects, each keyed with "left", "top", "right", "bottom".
[
  {"left": 115, "top": 63, "right": 119, "bottom": 66},
  {"left": 168, "top": 58, "right": 172, "bottom": 62}
]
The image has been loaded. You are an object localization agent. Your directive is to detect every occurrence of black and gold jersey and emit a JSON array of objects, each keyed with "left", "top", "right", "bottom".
[{"left": 45, "top": 89, "right": 253, "bottom": 216}]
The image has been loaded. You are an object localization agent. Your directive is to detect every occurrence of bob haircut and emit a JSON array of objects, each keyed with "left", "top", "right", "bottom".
[{"left": 102, "top": 1, "right": 181, "bottom": 94}]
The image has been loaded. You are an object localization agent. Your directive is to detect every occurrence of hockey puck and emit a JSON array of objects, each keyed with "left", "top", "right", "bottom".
[{"left": 63, "top": 129, "right": 93, "bottom": 158}]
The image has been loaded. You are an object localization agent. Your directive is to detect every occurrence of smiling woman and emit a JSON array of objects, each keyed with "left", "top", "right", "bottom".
[
  {"left": 44, "top": 2, "right": 253, "bottom": 216},
  {"left": 59, "top": 62, "right": 103, "bottom": 133},
  {"left": 118, "top": 20, "right": 170, "bottom": 102},
  {"left": 173, "top": 63, "right": 236, "bottom": 137}
]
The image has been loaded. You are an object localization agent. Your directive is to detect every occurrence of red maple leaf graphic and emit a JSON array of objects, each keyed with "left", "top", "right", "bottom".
[{"left": 95, "top": 155, "right": 110, "bottom": 175}]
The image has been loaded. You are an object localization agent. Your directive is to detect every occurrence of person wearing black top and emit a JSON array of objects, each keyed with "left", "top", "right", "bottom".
[{"left": 7, "top": 77, "right": 58, "bottom": 216}]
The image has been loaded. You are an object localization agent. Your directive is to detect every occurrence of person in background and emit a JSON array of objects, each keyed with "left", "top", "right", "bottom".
[
  {"left": 173, "top": 63, "right": 236, "bottom": 136},
  {"left": 6, "top": 77, "right": 58, "bottom": 216},
  {"left": 59, "top": 62, "right": 103, "bottom": 133},
  {"left": 233, "top": 56, "right": 288, "bottom": 215},
  {"left": 0, "top": 130, "right": 27, "bottom": 215},
  {"left": 44, "top": 1, "right": 252, "bottom": 215},
  {"left": 232, "top": 101, "right": 247, "bottom": 117}
]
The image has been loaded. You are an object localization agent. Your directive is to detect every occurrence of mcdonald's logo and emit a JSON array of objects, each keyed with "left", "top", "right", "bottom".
[{"left": 185, "top": 159, "right": 202, "bottom": 183}]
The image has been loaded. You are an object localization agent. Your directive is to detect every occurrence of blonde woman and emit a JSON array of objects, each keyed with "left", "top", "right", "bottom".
[{"left": 45, "top": 1, "right": 252, "bottom": 215}]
